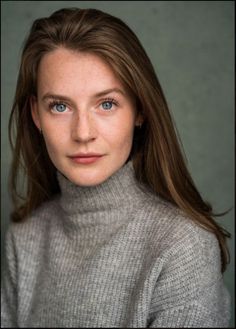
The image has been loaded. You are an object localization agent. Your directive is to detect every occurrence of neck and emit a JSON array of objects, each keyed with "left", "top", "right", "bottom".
[{"left": 57, "top": 161, "right": 147, "bottom": 216}]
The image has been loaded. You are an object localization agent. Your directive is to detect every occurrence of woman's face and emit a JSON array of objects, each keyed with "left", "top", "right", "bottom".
[{"left": 31, "top": 48, "right": 141, "bottom": 186}]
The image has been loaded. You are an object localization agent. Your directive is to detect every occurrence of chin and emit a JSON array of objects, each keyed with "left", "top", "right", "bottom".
[
  {"left": 66, "top": 170, "right": 111, "bottom": 187},
  {"left": 58, "top": 156, "right": 129, "bottom": 187}
]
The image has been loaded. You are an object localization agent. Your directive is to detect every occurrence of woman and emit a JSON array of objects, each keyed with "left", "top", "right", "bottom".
[{"left": 1, "top": 7, "right": 231, "bottom": 328}]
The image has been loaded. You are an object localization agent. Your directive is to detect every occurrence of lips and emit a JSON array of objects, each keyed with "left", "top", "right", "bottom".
[
  {"left": 69, "top": 153, "right": 103, "bottom": 158},
  {"left": 69, "top": 153, "right": 104, "bottom": 164}
]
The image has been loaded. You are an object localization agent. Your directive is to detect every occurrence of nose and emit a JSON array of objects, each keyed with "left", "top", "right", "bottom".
[{"left": 71, "top": 111, "right": 97, "bottom": 143}]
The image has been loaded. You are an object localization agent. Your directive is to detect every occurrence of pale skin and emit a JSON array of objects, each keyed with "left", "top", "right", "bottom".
[{"left": 31, "top": 47, "right": 143, "bottom": 186}]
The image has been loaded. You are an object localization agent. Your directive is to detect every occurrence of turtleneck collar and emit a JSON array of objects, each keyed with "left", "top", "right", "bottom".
[{"left": 57, "top": 160, "right": 147, "bottom": 216}]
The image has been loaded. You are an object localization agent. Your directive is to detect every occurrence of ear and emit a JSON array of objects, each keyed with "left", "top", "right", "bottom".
[
  {"left": 135, "top": 112, "right": 144, "bottom": 127},
  {"left": 30, "top": 96, "right": 41, "bottom": 131}
]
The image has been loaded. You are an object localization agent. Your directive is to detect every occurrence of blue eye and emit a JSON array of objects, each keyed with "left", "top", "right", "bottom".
[
  {"left": 54, "top": 103, "right": 67, "bottom": 112},
  {"left": 102, "top": 101, "right": 113, "bottom": 110},
  {"left": 49, "top": 101, "right": 68, "bottom": 113}
]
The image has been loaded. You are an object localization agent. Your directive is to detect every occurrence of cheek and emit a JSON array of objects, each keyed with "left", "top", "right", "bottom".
[
  {"left": 101, "top": 113, "right": 136, "bottom": 149},
  {"left": 41, "top": 120, "right": 69, "bottom": 155}
]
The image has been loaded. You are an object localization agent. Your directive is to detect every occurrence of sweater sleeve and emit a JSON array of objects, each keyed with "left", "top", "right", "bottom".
[
  {"left": 147, "top": 224, "right": 231, "bottom": 328},
  {"left": 1, "top": 227, "right": 18, "bottom": 328}
]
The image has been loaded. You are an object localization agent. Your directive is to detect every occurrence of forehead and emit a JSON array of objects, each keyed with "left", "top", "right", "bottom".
[{"left": 37, "top": 48, "right": 123, "bottom": 95}]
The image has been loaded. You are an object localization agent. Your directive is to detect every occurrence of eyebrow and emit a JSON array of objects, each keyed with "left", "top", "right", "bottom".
[{"left": 41, "top": 88, "right": 126, "bottom": 102}]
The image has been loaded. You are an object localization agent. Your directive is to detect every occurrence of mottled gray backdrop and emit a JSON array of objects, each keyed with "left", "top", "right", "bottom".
[{"left": 1, "top": 1, "right": 234, "bottom": 327}]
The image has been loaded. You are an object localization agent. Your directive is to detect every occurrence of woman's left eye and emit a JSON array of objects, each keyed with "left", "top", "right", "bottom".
[
  {"left": 100, "top": 99, "right": 117, "bottom": 111},
  {"left": 101, "top": 101, "right": 113, "bottom": 110}
]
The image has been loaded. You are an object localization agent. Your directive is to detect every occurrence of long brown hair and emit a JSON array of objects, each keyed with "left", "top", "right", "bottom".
[{"left": 9, "top": 8, "right": 231, "bottom": 272}]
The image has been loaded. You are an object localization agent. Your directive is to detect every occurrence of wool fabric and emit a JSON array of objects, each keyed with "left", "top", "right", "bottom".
[{"left": 1, "top": 161, "right": 231, "bottom": 327}]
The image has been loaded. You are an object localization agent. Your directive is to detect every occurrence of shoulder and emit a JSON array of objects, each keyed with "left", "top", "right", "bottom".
[
  {"left": 133, "top": 189, "right": 221, "bottom": 272},
  {"left": 5, "top": 195, "right": 61, "bottom": 251}
]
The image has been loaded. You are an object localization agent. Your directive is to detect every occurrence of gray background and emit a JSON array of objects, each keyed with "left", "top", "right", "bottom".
[{"left": 1, "top": 1, "right": 234, "bottom": 327}]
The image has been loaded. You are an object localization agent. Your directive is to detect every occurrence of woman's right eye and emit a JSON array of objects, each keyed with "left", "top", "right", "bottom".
[{"left": 49, "top": 102, "right": 68, "bottom": 113}]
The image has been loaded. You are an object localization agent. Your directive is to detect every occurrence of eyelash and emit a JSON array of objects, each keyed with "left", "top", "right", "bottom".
[{"left": 48, "top": 97, "right": 119, "bottom": 113}]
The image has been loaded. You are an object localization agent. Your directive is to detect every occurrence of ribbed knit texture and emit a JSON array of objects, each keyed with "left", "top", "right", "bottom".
[{"left": 1, "top": 161, "right": 231, "bottom": 328}]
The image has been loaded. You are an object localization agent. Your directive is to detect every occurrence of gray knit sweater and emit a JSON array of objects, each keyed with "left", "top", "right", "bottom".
[{"left": 1, "top": 161, "right": 231, "bottom": 328}]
